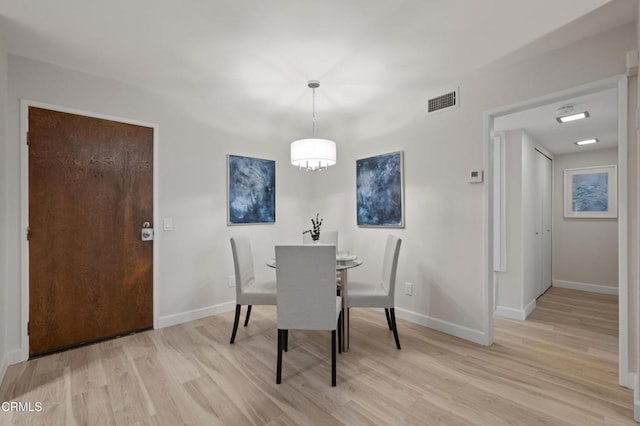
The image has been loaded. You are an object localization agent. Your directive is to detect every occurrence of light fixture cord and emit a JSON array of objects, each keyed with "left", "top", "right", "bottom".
[{"left": 312, "top": 86, "right": 316, "bottom": 137}]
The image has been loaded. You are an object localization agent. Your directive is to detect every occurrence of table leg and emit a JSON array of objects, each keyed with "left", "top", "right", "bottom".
[{"left": 340, "top": 269, "right": 349, "bottom": 352}]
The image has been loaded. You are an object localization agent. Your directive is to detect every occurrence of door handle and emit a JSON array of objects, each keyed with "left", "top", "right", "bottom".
[{"left": 141, "top": 221, "right": 154, "bottom": 241}]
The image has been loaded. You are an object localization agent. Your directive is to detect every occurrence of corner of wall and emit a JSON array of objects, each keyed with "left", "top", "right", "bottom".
[
  {"left": 0, "top": 22, "right": 8, "bottom": 386},
  {"left": 635, "top": 1, "right": 640, "bottom": 414},
  {"left": 523, "top": 299, "right": 536, "bottom": 319}
]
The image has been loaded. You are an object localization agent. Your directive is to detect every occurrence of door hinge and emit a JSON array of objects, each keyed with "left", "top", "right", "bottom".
[
  {"left": 26, "top": 226, "right": 30, "bottom": 241},
  {"left": 26, "top": 132, "right": 29, "bottom": 146},
  {"left": 27, "top": 322, "right": 30, "bottom": 336}
]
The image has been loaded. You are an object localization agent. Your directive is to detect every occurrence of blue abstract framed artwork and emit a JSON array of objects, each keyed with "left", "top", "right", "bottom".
[
  {"left": 356, "top": 151, "right": 404, "bottom": 227},
  {"left": 228, "top": 155, "right": 275, "bottom": 225},
  {"left": 564, "top": 165, "right": 617, "bottom": 218}
]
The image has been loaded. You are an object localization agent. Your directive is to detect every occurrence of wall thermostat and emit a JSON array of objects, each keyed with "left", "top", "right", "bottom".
[{"left": 469, "top": 170, "right": 483, "bottom": 183}]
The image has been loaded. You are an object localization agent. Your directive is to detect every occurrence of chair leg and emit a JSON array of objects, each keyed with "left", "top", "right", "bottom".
[
  {"left": 331, "top": 329, "right": 337, "bottom": 386},
  {"left": 284, "top": 330, "right": 288, "bottom": 352},
  {"left": 230, "top": 304, "right": 241, "bottom": 344},
  {"left": 337, "top": 311, "right": 342, "bottom": 354},
  {"left": 384, "top": 308, "right": 392, "bottom": 330},
  {"left": 244, "top": 305, "right": 252, "bottom": 326},
  {"left": 390, "top": 308, "right": 401, "bottom": 350},
  {"left": 277, "top": 329, "right": 283, "bottom": 384}
]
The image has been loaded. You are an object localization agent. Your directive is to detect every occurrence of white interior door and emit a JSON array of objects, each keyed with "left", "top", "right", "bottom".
[
  {"left": 533, "top": 152, "right": 543, "bottom": 298},
  {"left": 541, "top": 154, "right": 552, "bottom": 293},
  {"left": 534, "top": 150, "right": 552, "bottom": 297}
]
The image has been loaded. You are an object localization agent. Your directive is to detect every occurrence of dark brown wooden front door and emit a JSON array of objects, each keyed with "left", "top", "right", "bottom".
[{"left": 28, "top": 107, "right": 154, "bottom": 357}]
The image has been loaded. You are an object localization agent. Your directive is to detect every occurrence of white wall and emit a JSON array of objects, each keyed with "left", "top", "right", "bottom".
[
  {"left": 494, "top": 130, "right": 550, "bottom": 319},
  {"left": 313, "top": 23, "right": 636, "bottom": 343},
  {"left": 1, "top": 21, "right": 636, "bottom": 360},
  {"left": 552, "top": 148, "right": 619, "bottom": 291},
  {"left": 0, "top": 20, "right": 9, "bottom": 383},
  {"left": 4, "top": 54, "right": 327, "bottom": 354},
  {"left": 521, "top": 132, "right": 546, "bottom": 308},
  {"left": 495, "top": 130, "right": 524, "bottom": 316},
  {"left": 627, "top": 75, "right": 638, "bottom": 391},
  {"left": 635, "top": 3, "right": 640, "bottom": 421}
]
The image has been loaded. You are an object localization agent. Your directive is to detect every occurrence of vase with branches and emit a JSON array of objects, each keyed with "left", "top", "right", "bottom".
[{"left": 302, "top": 213, "right": 323, "bottom": 241}]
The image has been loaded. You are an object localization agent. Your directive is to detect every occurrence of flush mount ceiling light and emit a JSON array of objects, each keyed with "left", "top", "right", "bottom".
[
  {"left": 290, "top": 80, "right": 336, "bottom": 172},
  {"left": 556, "top": 105, "right": 590, "bottom": 123},
  {"left": 575, "top": 138, "right": 599, "bottom": 146}
]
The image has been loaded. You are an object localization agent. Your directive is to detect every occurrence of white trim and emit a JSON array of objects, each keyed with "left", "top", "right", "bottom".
[
  {"left": 483, "top": 75, "right": 630, "bottom": 386},
  {"left": 493, "top": 133, "right": 507, "bottom": 272},
  {"left": 393, "top": 307, "right": 488, "bottom": 346},
  {"left": 153, "top": 123, "right": 160, "bottom": 330},
  {"left": 494, "top": 306, "right": 526, "bottom": 320},
  {"left": 158, "top": 302, "right": 236, "bottom": 329},
  {"left": 496, "top": 300, "right": 537, "bottom": 320},
  {"left": 616, "top": 76, "right": 629, "bottom": 389},
  {"left": 18, "top": 99, "right": 160, "bottom": 363},
  {"left": 0, "top": 349, "right": 22, "bottom": 382},
  {"left": 6, "top": 349, "right": 22, "bottom": 366},
  {"left": 482, "top": 109, "right": 494, "bottom": 347},
  {"left": 19, "top": 101, "right": 28, "bottom": 361},
  {"left": 552, "top": 279, "right": 619, "bottom": 295}
]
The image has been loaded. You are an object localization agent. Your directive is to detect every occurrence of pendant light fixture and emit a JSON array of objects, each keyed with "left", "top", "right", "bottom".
[{"left": 290, "top": 80, "right": 336, "bottom": 171}]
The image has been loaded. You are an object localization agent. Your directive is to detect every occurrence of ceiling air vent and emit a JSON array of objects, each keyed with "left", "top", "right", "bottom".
[{"left": 427, "top": 86, "right": 459, "bottom": 115}]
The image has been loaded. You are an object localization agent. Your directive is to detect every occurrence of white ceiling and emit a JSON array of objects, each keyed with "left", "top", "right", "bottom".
[
  {"left": 0, "top": 0, "right": 634, "bottom": 118},
  {"left": 494, "top": 88, "right": 619, "bottom": 155}
]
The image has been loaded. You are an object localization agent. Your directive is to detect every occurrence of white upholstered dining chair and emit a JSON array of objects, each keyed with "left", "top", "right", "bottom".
[
  {"left": 303, "top": 230, "right": 341, "bottom": 284},
  {"left": 275, "top": 244, "right": 342, "bottom": 386},
  {"left": 347, "top": 235, "right": 402, "bottom": 349},
  {"left": 229, "top": 237, "right": 276, "bottom": 344}
]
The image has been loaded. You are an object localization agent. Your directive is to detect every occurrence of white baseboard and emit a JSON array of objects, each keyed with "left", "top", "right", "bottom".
[
  {"left": 494, "top": 305, "right": 526, "bottom": 320},
  {"left": 6, "top": 349, "right": 24, "bottom": 365},
  {"left": 0, "top": 349, "right": 25, "bottom": 384},
  {"left": 621, "top": 370, "right": 634, "bottom": 389},
  {"left": 494, "top": 300, "right": 536, "bottom": 321},
  {"left": 552, "top": 280, "right": 618, "bottom": 295},
  {"left": 393, "top": 307, "right": 488, "bottom": 346},
  {"left": 2, "top": 305, "right": 238, "bottom": 365},
  {"left": 158, "top": 301, "right": 236, "bottom": 328},
  {"left": 523, "top": 299, "right": 536, "bottom": 318}
]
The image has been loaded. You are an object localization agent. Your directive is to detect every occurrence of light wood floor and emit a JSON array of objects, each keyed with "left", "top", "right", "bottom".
[{"left": 0, "top": 287, "right": 634, "bottom": 425}]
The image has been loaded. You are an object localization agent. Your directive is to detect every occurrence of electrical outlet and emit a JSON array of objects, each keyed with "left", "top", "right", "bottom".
[
  {"left": 228, "top": 275, "right": 235, "bottom": 288},
  {"left": 404, "top": 282, "right": 413, "bottom": 296}
]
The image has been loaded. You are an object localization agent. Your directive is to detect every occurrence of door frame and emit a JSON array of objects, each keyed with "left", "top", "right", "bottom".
[
  {"left": 19, "top": 99, "right": 160, "bottom": 361},
  {"left": 482, "top": 74, "right": 631, "bottom": 388}
]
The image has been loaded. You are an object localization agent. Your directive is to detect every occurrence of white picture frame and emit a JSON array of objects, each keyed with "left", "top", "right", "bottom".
[{"left": 564, "top": 164, "right": 617, "bottom": 218}]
